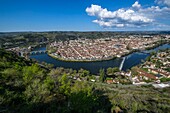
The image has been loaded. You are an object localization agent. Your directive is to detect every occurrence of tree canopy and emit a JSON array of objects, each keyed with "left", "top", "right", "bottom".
[{"left": 1, "top": 49, "right": 170, "bottom": 113}]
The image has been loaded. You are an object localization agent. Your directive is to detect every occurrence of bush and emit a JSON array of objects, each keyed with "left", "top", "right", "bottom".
[{"left": 160, "top": 77, "right": 170, "bottom": 82}]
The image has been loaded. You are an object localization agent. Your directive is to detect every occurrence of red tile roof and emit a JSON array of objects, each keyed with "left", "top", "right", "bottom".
[
  {"left": 137, "top": 69, "right": 157, "bottom": 80},
  {"left": 106, "top": 79, "right": 113, "bottom": 84}
]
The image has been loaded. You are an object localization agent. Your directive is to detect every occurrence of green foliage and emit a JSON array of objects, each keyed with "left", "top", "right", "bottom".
[
  {"left": 59, "top": 73, "right": 71, "bottom": 96},
  {"left": 97, "top": 83, "right": 170, "bottom": 113},
  {"left": 69, "top": 82, "right": 96, "bottom": 112},
  {"left": 0, "top": 49, "right": 29, "bottom": 70},
  {"left": 151, "top": 51, "right": 156, "bottom": 56},
  {"left": 44, "top": 76, "right": 55, "bottom": 91},
  {"left": 69, "top": 81, "right": 112, "bottom": 113},
  {"left": 107, "top": 67, "right": 113, "bottom": 75},
  {"left": 107, "top": 67, "right": 119, "bottom": 76},
  {"left": 131, "top": 66, "right": 138, "bottom": 76},
  {"left": 1, "top": 49, "right": 170, "bottom": 113},
  {"left": 112, "top": 67, "right": 119, "bottom": 72},
  {"left": 99, "top": 69, "right": 105, "bottom": 82},
  {"left": 165, "top": 68, "right": 170, "bottom": 72},
  {"left": 146, "top": 56, "right": 151, "bottom": 61},
  {"left": 24, "top": 79, "right": 50, "bottom": 103},
  {"left": 78, "top": 68, "right": 90, "bottom": 77},
  {"left": 22, "top": 64, "right": 45, "bottom": 85},
  {"left": 160, "top": 77, "right": 170, "bottom": 82}
]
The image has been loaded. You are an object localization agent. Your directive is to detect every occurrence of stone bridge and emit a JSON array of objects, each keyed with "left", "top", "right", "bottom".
[{"left": 29, "top": 50, "right": 47, "bottom": 55}]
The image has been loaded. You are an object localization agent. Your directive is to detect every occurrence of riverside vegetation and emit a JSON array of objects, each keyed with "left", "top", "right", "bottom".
[{"left": 0, "top": 49, "right": 170, "bottom": 113}]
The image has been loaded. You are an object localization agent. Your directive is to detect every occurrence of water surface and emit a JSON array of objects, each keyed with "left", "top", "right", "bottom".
[{"left": 30, "top": 44, "right": 170, "bottom": 74}]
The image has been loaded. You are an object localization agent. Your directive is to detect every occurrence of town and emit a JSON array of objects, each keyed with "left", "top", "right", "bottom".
[{"left": 49, "top": 35, "right": 169, "bottom": 61}]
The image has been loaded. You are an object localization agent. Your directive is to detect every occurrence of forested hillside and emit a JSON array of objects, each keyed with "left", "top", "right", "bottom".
[
  {"left": 0, "top": 49, "right": 170, "bottom": 113},
  {"left": 0, "top": 49, "right": 111, "bottom": 113}
]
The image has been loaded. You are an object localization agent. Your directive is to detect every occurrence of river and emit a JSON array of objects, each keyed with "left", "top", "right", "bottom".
[{"left": 30, "top": 44, "right": 170, "bottom": 74}]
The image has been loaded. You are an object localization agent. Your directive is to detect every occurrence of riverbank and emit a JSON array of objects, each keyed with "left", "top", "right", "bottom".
[
  {"left": 48, "top": 53, "right": 117, "bottom": 62},
  {"left": 145, "top": 40, "right": 170, "bottom": 50},
  {"left": 121, "top": 41, "right": 170, "bottom": 57}
]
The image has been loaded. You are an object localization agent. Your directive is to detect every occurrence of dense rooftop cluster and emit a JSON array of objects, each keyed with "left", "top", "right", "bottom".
[{"left": 49, "top": 35, "right": 163, "bottom": 61}]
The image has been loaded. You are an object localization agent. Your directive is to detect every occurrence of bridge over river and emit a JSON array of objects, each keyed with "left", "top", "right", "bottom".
[{"left": 29, "top": 50, "right": 47, "bottom": 55}]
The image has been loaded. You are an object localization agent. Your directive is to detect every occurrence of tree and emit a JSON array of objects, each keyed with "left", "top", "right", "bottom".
[
  {"left": 107, "top": 67, "right": 113, "bottom": 75},
  {"left": 44, "top": 76, "right": 55, "bottom": 91},
  {"left": 151, "top": 51, "right": 156, "bottom": 56},
  {"left": 69, "top": 81, "right": 112, "bottom": 113},
  {"left": 78, "top": 69, "right": 90, "bottom": 77},
  {"left": 131, "top": 67, "right": 138, "bottom": 76},
  {"left": 99, "top": 69, "right": 105, "bottom": 82},
  {"left": 107, "top": 67, "right": 119, "bottom": 77},
  {"left": 22, "top": 64, "right": 44, "bottom": 85},
  {"left": 2, "top": 68, "right": 21, "bottom": 81},
  {"left": 112, "top": 67, "right": 119, "bottom": 73},
  {"left": 146, "top": 56, "right": 151, "bottom": 61},
  {"left": 24, "top": 79, "right": 51, "bottom": 103},
  {"left": 59, "top": 73, "right": 71, "bottom": 96}
]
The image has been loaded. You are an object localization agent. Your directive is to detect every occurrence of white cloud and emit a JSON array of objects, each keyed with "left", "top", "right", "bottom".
[
  {"left": 86, "top": 2, "right": 153, "bottom": 28},
  {"left": 86, "top": 1, "right": 170, "bottom": 29},
  {"left": 132, "top": 1, "right": 141, "bottom": 9},
  {"left": 86, "top": 4, "right": 116, "bottom": 18},
  {"left": 156, "top": 0, "right": 170, "bottom": 6}
]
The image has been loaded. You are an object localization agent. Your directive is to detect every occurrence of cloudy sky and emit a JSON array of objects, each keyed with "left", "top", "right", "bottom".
[{"left": 0, "top": 0, "right": 170, "bottom": 31}]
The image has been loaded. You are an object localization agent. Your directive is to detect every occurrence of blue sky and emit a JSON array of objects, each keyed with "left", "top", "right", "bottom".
[{"left": 0, "top": 0, "right": 170, "bottom": 32}]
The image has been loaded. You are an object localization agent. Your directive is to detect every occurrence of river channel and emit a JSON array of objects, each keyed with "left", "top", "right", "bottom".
[{"left": 30, "top": 44, "right": 170, "bottom": 74}]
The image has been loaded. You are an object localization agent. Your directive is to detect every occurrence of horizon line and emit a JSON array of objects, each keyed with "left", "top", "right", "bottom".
[{"left": 1, "top": 30, "right": 170, "bottom": 33}]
